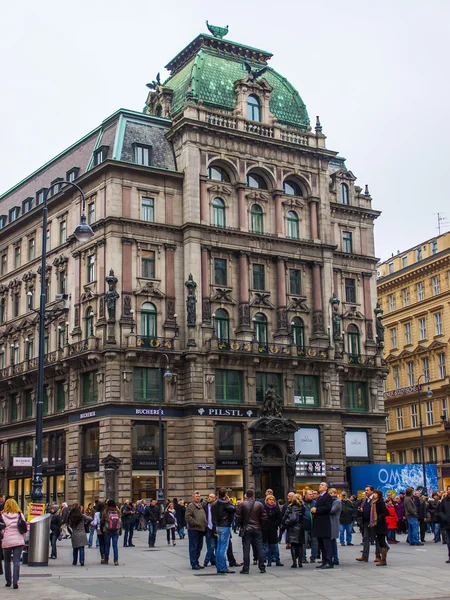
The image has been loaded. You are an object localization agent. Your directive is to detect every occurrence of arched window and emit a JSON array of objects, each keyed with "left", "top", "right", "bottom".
[
  {"left": 251, "top": 204, "right": 264, "bottom": 233},
  {"left": 283, "top": 180, "right": 303, "bottom": 196},
  {"left": 212, "top": 198, "right": 226, "bottom": 227},
  {"left": 208, "top": 166, "right": 230, "bottom": 182},
  {"left": 141, "top": 302, "right": 157, "bottom": 341},
  {"left": 340, "top": 183, "right": 349, "bottom": 205},
  {"left": 155, "top": 105, "right": 162, "bottom": 117},
  {"left": 287, "top": 211, "right": 299, "bottom": 239},
  {"left": 85, "top": 307, "right": 94, "bottom": 338},
  {"left": 247, "top": 172, "right": 267, "bottom": 189},
  {"left": 347, "top": 324, "right": 360, "bottom": 356},
  {"left": 247, "top": 95, "right": 261, "bottom": 121},
  {"left": 214, "top": 309, "right": 230, "bottom": 343},
  {"left": 253, "top": 312, "right": 268, "bottom": 344},
  {"left": 291, "top": 317, "right": 305, "bottom": 347}
]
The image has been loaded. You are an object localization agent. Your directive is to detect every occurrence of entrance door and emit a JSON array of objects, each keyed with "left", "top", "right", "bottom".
[{"left": 261, "top": 466, "right": 284, "bottom": 500}]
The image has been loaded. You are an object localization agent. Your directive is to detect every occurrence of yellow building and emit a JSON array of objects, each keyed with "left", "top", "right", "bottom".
[{"left": 377, "top": 232, "right": 450, "bottom": 489}]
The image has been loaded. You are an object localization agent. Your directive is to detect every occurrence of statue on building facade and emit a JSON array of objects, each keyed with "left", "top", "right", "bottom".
[
  {"left": 185, "top": 273, "right": 197, "bottom": 327},
  {"left": 329, "top": 292, "right": 341, "bottom": 340},
  {"left": 105, "top": 269, "right": 119, "bottom": 321},
  {"left": 261, "top": 384, "right": 283, "bottom": 418},
  {"left": 374, "top": 301, "right": 384, "bottom": 345}
]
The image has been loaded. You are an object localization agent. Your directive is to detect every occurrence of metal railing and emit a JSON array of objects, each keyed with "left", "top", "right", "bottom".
[
  {"left": 348, "top": 354, "right": 377, "bottom": 367},
  {"left": 0, "top": 350, "right": 63, "bottom": 381},
  {"left": 257, "top": 343, "right": 290, "bottom": 356},
  {"left": 218, "top": 340, "right": 252, "bottom": 353},
  {"left": 297, "top": 346, "right": 328, "bottom": 359},
  {"left": 68, "top": 338, "right": 99, "bottom": 356},
  {"left": 136, "top": 336, "right": 174, "bottom": 350}
]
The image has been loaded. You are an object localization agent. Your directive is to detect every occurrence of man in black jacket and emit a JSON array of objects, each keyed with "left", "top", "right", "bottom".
[
  {"left": 144, "top": 499, "right": 160, "bottom": 548},
  {"left": 212, "top": 488, "right": 236, "bottom": 574},
  {"left": 414, "top": 490, "right": 427, "bottom": 542},
  {"left": 236, "top": 489, "right": 267, "bottom": 574},
  {"left": 311, "top": 482, "right": 333, "bottom": 569},
  {"left": 438, "top": 485, "right": 450, "bottom": 562}
]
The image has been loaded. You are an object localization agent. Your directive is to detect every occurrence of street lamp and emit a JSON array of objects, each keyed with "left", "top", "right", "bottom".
[
  {"left": 31, "top": 180, "right": 94, "bottom": 503},
  {"left": 157, "top": 354, "right": 172, "bottom": 505},
  {"left": 417, "top": 374, "right": 432, "bottom": 494}
]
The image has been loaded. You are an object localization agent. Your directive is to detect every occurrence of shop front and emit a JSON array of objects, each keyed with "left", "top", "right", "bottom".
[
  {"left": 43, "top": 430, "right": 66, "bottom": 504},
  {"left": 215, "top": 423, "right": 245, "bottom": 502},
  {"left": 294, "top": 426, "right": 326, "bottom": 494},
  {"left": 131, "top": 421, "right": 160, "bottom": 502},
  {"left": 81, "top": 424, "right": 100, "bottom": 507},
  {"left": 7, "top": 437, "right": 33, "bottom": 513}
]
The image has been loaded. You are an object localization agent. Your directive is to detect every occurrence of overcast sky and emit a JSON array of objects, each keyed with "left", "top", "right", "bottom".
[{"left": 1, "top": 0, "right": 449, "bottom": 261}]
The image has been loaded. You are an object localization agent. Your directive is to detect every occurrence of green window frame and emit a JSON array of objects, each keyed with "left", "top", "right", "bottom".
[
  {"left": 133, "top": 367, "right": 163, "bottom": 403},
  {"left": 344, "top": 381, "right": 368, "bottom": 412},
  {"left": 345, "top": 278, "right": 356, "bottom": 303},
  {"left": 85, "top": 308, "right": 94, "bottom": 338},
  {"left": 208, "top": 166, "right": 229, "bottom": 182},
  {"left": 141, "top": 302, "right": 157, "bottom": 339},
  {"left": 287, "top": 211, "right": 299, "bottom": 239},
  {"left": 141, "top": 197, "right": 154, "bottom": 222},
  {"left": 142, "top": 252, "right": 156, "bottom": 279},
  {"left": 283, "top": 180, "right": 302, "bottom": 196},
  {"left": 43, "top": 386, "right": 49, "bottom": 416},
  {"left": 212, "top": 198, "right": 226, "bottom": 227},
  {"left": 82, "top": 371, "right": 98, "bottom": 406},
  {"left": 56, "top": 381, "right": 65, "bottom": 413},
  {"left": 214, "top": 258, "right": 227, "bottom": 286},
  {"left": 214, "top": 309, "right": 230, "bottom": 343},
  {"left": 251, "top": 204, "right": 264, "bottom": 233},
  {"left": 347, "top": 324, "right": 360, "bottom": 356},
  {"left": 215, "top": 370, "right": 243, "bottom": 404},
  {"left": 253, "top": 312, "right": 268, "bottom": 344},
  {"left": 289, "top": 269, "right": 301, "bottom": 295},
  {"left": 253, "top": 264, "right": 265, "bottom": 290},
  {"left": 10, "top": 394, "right": 17, "bottom": 423},
  {"left": 247, "top": 95, "right": 261, "bottom": 121},
  {"left": 343, "top": 231, "right": 353, "bottom": 253},
  {"left": 256, "top": 372, "right": 282, "bottom": 404},
  {"left": 59, "top": 220, "right": 67, "bottom": 245},
  {"left": 340, "top": 183, "right": 349, "bottom": 205},
  {"left": 25, "top": 390, "right": 33, "bottom": 419},
  {"left": 294, "top": 375, "right": 319, "bottom": 406},
  {"left": 291, "top": 317, "right": 305, "bottom": 347}
]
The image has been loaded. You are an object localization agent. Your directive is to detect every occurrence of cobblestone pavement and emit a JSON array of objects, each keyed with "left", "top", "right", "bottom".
[{"left": 1, "top": 530, "right": 450, "bottom": 600}]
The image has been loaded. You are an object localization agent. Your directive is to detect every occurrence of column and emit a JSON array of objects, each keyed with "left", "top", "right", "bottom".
[
  {"left": 274, "top": 193, "right": 283, "bottom": 236},
  {"left": 121, "top": 239, "right": 133, "bottom": 320},
  {"left": 309, "top": 198, "right": 319, "bottom": 240},
  {"left": 275, "top": 258, "right": 288, "bottom": 335},
  {"left": 201, "top": 246, "right": 211, "bottom": 323},
  {"left": 362, "top": 272, "right": 375, "bottom": 343},
  {"left": 237, "top": 252, "right": 251, "bottom": 331},
  {"left": 200, "top": 177, "right": 208, "bottom": 223},
  {"left": 311, "top": 262, "right": 326, "bottom": 339},
  {"left": 164, "top": 244, "right": 176, "bottom": 327},
  {"left": 238, "top": 186, "right": 247, "bottom": 231}
]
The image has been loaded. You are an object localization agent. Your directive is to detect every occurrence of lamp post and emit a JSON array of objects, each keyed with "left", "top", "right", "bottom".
[
  {"left": 157, "top": 353, "right": 172, "bottom": 504},
  {"left": 31, "top": 180, "right": 93, "bottom": 503},
  {"left": 417, "top": 374, "right": 432, "bottom": 494}
]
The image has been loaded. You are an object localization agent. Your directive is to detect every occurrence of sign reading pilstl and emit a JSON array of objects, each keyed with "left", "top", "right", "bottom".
[
  {"left": 27, "top": 503, "right": 46, "bottom": 522},
  {"left": 12, "top": 457, "right": 33, "bottom": 467}
]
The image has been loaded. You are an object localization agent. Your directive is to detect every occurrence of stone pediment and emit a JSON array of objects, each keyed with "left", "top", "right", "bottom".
[
  {"left": 287, "top": 297, "right": 310, "bottom": 313},
  {"left": 343, "top": 306, "right": 365, "bottom": 320},
  {"left": 249, "top": 416, "right": 298, "bottom": 439},
  {"left": 207, "top": 184, "right": 231, "bottom": 196},
  {"left": 246, "top": 191, "right": 269, "bottom": 203},
  {"left": 250, "top": 292, "right": 273, "bottom": 308},
  {"left": 282, "top": 198, "right": 305, "bottom": 209},
  {"left": 135, "top": 280, "right": 165, "bottom": 298},
  {"left": 17, "top": 316, "right": 37, "bottom": 330},
  {"left": 212, "top": 288, "right": 235, "bottom": 303},
  {"left": 331, "top": 169, "right": 357, "bottom": 183}
]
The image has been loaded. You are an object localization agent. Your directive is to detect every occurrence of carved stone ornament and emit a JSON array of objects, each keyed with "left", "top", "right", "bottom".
[
  {"left": 37, "top": 264, "right": 52, "bottom": 278},
  {"left": 313, "top": 311, "right": 324, "bottom": 333},
  {"left": 22, "top": 271, "right": 36, "bottom": 284},
  {"left": 8, "top": 278, "right": 22, "bottom": 293},
  {"left": 74, "top": 306, "right": 80, "bottom": 327},
  {"left": 367, "top": 320, "right": 374, "bottom": 341},
  {"left": 123, "top": 295, "right": 132, "bottom": 316},
  {"left": 343, "top": 306, "right": 365, "bottom": 320},
  {"left": 53, "top": 254, "right": 69, "bottom": 271},
  {"left": 99, "top": 297, "right": 105, "bottom": 319},
  {"left": 277, "top": 307, "right": 288, "bottom": 331},
  {"left": 287, "top": 297, "right": 310, "bottom": 313},
  {"left": 80, "top": 287, "right": 96, "bottom": 303},
  {"left": 207, "top": 184, "right": 231, "bottom": 196},
  {"left": 282, "top": 198, "right": 305, "bottom": 209},
  {"left": 330, "top": 292, "right": 341, "bottom": 340},
  {"left": 251, "top": 292, "right": 273, "bottom": 308},
  {"left": 239, "top": 302, "right": 250, "bottom": 327},
  {"left": 262, "top": 385, "right": 283, "bottom": 418},
  {"left": 202, "top": 298, "right": 211, "bottom": 323},
  {"left": 212, "top": 288, "right": 234, "bottom": 303},
  {"left": 105, "top": 269, "right": 119, "bottom": 322},
  {"left": 374, "top": 301, "right": 385, "bottom": 345},
  {"left": 135, "top": 281, "right": 164, "bottom": 297},
  {"left": 185, "top": 273, "right": 197, "bottom": 327},
  {"left": 245, "top": 191, "right": 269, "bottom": 202},
  {"left": 251, "top": 452, "right": 263, "bottom": 472}
]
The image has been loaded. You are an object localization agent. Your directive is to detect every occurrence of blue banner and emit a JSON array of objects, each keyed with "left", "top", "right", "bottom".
[{"left": 350, "top": 463, "right": 439, "bottom": 496}]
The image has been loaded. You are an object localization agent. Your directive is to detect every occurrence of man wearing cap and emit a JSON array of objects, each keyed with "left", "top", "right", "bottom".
[{"left": 339, "top": 492, "right": 355, "bottom": 546}]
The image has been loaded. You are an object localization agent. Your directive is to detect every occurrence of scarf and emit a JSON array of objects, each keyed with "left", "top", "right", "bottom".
[{"left": 369, "top": 497, "right": 378, "bottom": 528}]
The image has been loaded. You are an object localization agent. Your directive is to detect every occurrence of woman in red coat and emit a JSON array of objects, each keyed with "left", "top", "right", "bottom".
[{"left": 386, "top": 498, "right": 399, "bottom": 544}]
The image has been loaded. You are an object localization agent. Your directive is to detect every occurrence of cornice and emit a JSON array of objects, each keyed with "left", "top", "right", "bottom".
[{"left": 330, "top": 201, "right": 381, "bottom": 220}]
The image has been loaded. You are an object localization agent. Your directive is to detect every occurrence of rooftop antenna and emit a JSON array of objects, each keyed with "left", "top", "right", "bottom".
[{"left": 434, "top": 213, "right": 450, "bottom": 235}]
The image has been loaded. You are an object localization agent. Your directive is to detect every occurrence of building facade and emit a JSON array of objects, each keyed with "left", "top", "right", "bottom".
[
  {"left": 378, "top": 232, "right": 450, "bottom": 488},
  {"left": 0, "top": 28, "right": 386, "bottom": 509}
]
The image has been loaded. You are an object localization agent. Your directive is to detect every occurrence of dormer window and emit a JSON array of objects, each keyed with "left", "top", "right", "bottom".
[
  {"left": 49, "top": 178, "right": 64, "bottom": 197},
  {"left": 283, "top": 180, "right": 302, "bottom": 196},
  {"left": 8, "top": 207, "right": 20, "bottom": 223},
  {"left": 134, "top": 144, "right": 152, "bottom": 167},
  {"left": 66, "top": 167, "right": 80, "bottom": 183},
  {"left": 0, "top": 216, "right": 6, "bottom": 230},
  {"left": 93, "top": 146, "right": 108, "bottom": 166},
  {"left": 340, "top": 183, "right": 349, "bottom": 205},
  {"left": 155, "top": 105, "right": 163, "bottom": 117},
  {"left": 36, "top": 188, "right": 48, "bottom": 206},
  {"left": 247, "top": 95, "right": 261, "bottom": 122},
  {"left": 22, "top": 197, "right": 33, "bottom": 214}
]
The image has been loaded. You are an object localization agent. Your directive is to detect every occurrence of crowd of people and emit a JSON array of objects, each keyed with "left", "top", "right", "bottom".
[{"left": 0, "top": 483, "right": 449, "bottom": 587}]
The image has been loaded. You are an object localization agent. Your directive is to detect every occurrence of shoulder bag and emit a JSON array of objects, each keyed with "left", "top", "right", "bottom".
[{"left": 238, "top": 500, "right": 256, "bottom": 538}]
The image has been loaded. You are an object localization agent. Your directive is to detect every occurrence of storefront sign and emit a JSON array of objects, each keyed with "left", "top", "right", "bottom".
[
  {"left": 197, "top": 464, "right": 211, "bottom": 470},
  {"left": 132, "top": 457, "right": 159, "bottom": 469},
  {"left": 296, "top": 460, "right": 326, "bottom": 477},
  {"left": 329, "top": 466, "right": 341, "bottom": 471},
  {"left": 80, "top": 411, "right": 97, "bottom": 420},
  {"left": 27, "top": 503, "right": 45, "bottom": 522},
  {"left": 216, "top": 459, "right": 244, "bottom": 467},
  {"left": 135, "top": 408, "right": 163, "bottom": 416},
  {"left": 294, "top": 428, "right": 320, "bottom": 457},
  {"left": 345, "top": 431, "right": 369, "bottom": 458},
  {"left": 12, "top": 457, "right": 33, "bottom": 467},
  {"left": 81, "top": 457, "right": 99, "bottom": 471},
  {"left": 197, "top": 408, "right": 254, "bottom": 417}
]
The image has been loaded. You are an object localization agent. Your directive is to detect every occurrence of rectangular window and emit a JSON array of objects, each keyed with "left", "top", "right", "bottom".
[
  {"left": 36, "top": 189, "right": 47, "bottom": 205},
  {"left": 141, "top": 251, "right": 156, "bottom": 279},
  {"left": 444, "top": 444, "right": 450, "bottom": 462},
  {"left": 405, "top": 323, "right": 412, "bottom": 345},
  {"left": 87, "top": 255, "right": 96, "bottom": 282},
  {"left": 294, "top": 375, "right": 319, "bottom": 406},
  {"left": 28, "top": 238, "right": 35, "bottom": 261},
  {"left": 442, "top": 397, "right": 448, "bottom": 421},
  {"left": 388, "top": 262, "right": 394, "bottom": 274},
  {"left": 416, "top": 247, "right": 422, "bottom": 261},
  {"left": 0, "top": 299, "right": 5, "bottom": 323},
  {"left": 344, "top": 381, "right": 367, "bottom": 412},
  {"left": 388, "top": 294, "right": 395, "bottom": 312},
  {"left": 93, "top": 147, "right": 106, "bottom": 166},
  {"left": 402, "top": 255, "right": 408, "bottom": 268},
  {"left": 215, "top": 369, "right": 243, "bottom": 404},
  {"left": 10, "top": 395, "right": 17, "bottom": 423},
  {"left": 423, "top": 357, "right": 430, "bottom": 383},
  {"left": 55, "top": 381, "right": 65, "bottom": 413},
  {"left": 432, "top": 276, "right": 440, "bottom": 296},
  {"left": 438, "top": 354, "right": 446, "bottom": 379},
  {"left": 1, "top": 253, "right": 7, "bottom": 276},
  {"left": 428, "top": 446, "right": 437, "bottom": 463},
  {"left": 402, "top": 288, "right": 409, "bottom": 306},
  {"left": 390, "top": 327, "right": 397, "bottom": 349},
  {"left": 385, "top": 415, "right": 389, "bottom": 432},
  {"left": 417, "top": 282, "right": 424, "bottom": 301},
  {"left": 133, "top": 367, "right": 163, "bottom": 402},
  {"left": 141, "top": 197, "right": 155, "bottom": 222},
  {"left": 419, "top": 317, "right": 427, "bottom": 340},
  {"left": 253, "top": 264, "right": 265, "bottom": 290},
  {"left": 214, "top": 258, "right": 227, "bottom": 286},
  {"left": 58, "top": 271, "right": 66, "bottom": 295},
  {"left": 345, "top": 278, "right": 356, "bottom": 303},
  {"left": 289, "top": 270, "right": 301, "bottom": 295},
  {"left": 342, "top": 231, "right": 353, "bottom": 253},
  {"left": 431, "top": 240, "right": 438, "bottom": 255},
  {"left": 26, "top": 338, "right": 33, "bottom": 359},
  {"left": 82, "top": 371, "right": 98, "bottom": 405},
  {"left": 87, "top": 202, "right": 96, "bottom": 225},
  {"left": 407, "top": 362, "right": 415, "bottom": 386},
  {"left": 412, "top": 448, "right": 421, "bottom": 463},
  {"left": 256, "top": 372, "right": 282, "bottom": 404},
  {"left": 8, "top": 207, "right": 19, "bottom": 223},
  {"left": 393, "top": 365, "right": 400, "bottom": 390},
  {"left": 13, "top": 293, "right": 19, "bottom": 318},
  {"left": 14, "top": 246, "right": 20, "bottom": 269},
  {"left": 411, "top": 403, "right": 418, "bottom": 428},
  {"left": 22, "top": 198, "right": 33, "bottom": 214},
  {"left": 66, "top": 168, "right": 79, "bottom": 182},
  {"left": 435, "top": 312, "right": 443, "bottom": 335},
  {"left": 25, "top": 390, "right": 33, "bottom": 419},
  {"left": 59, "top": 221, "right": 67, "bottom": 245},
  {"left": 396, "top": 407, "right": 403, "bottom": 430},
  {"left": 134, "top": 145, "right": 151, "bottom": 166},
  {"left": 398, "top": 450, "right": 406, "bottom": 463}
]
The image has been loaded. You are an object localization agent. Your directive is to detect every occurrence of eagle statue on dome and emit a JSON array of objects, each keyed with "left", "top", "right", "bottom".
[{"left": 206, "top": 21, "right": 229, "bottom": 39}]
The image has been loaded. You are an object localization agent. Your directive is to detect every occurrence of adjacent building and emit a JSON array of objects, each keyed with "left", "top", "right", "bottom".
[
  {"left": 378, "top": 232, "right": 450, "bottom": 488},
  {"left": 0, "top": 27, "right": 386, "bottom": 509}
]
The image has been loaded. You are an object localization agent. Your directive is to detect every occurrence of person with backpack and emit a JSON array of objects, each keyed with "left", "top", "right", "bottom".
[
  {"left": 101, "top": 499, "right": 122, "bottom": 565},
  {"left": 162, "top": 503, "right": 177, "bottom": 546},
  {"left": 49, "top": 505, "right": 62, "bottom": 559},
  {"left": 1, "top": 498, "right": 27, "bottom": 589}
]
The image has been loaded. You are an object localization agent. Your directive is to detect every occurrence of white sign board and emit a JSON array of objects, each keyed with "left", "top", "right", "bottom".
[
  {"left": 345, "top": 431, "right": 369, "bottom": 458},
  {"left": 294, "top": 395, "right": 315, "bottom": 406},
  {"left": 12, "top": 456, "right": 33, "bottom": 467},
  {"left": 295, "top": 427, "right": 320, "bottom": 456}
]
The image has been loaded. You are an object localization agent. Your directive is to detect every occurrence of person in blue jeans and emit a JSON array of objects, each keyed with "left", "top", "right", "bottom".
[
  {"left": 144, "top": 500, "right": 160, "bottom": 547},
  {"left": 262, "top": 494, "right": 283, "bottom": 566},
  {"left": 121, "top": 500, "right": 135, "bottom": 547},
  {"left": 101, "top": 499, "right": 122, "bottom": 565},
  {"left": 203, "top": 493, "right": 217, "bottom": 566},
  {"left": 339, "top": 493, "right": 355, "bottom": 546},
  {"left": 404, "top": 487, "right": 421, "bottom": 545},
  {"left": 185, "top": 491, "right": 207, "bottom": 570},
  {"left": 212, "top": 488, "right": 236, "bottom": 573}
]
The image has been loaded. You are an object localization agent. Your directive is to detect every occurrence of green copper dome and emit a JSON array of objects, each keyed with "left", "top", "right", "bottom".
[{"left": 160, "top": 34, "right": 310, "bottom": 130}]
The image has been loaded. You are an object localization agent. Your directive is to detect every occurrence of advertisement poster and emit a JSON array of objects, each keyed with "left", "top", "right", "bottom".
[
  {"left": 350, "top": 463, "right": 439, "bottom": 496},
  {"left": 27, "top": 503, "right": 46, "bottom": 522}
]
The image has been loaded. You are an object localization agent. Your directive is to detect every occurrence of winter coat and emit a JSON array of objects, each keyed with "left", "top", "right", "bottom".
[
  {"left": 428, "top": 498, "right": 440, "bottom": 523},
  {"left": 236, "top": 499, "right": 267, "bottom": 532},
  {"left": 186, "top": 502, "right": 207, "bottom": 532},
  {"left": 303, "top": 500, "right": 315, "bottom": 531},
  {"left": 61, "top": 506, "right": 69, "bottom": 524},
  {"left": 330, "top": 498, "right": 342, "bottom": 540},
  {"left": 438, "top": 495, "right": 450, "bottom": 530},
  {"left": 50, "top": 513, "right": 62, "bottom": 535},
  {"left": 396, "top": 499, "right": 405, "bottom": 519},
  {"left": 144, "top": 504, "right": 160, "bottom": 524},
  {"left": 1, "top": 513, "right": 26, "bottom": 549},
  {"left": 262, "top": 503, "right": 281, "bottom": 545},
  {"left": 174, "top": 502, "right": 186, "bottom": 529},
  {"left": 386, "top": 505, "right": 398, "bottom": 530},
  {"left": 212, "top": 498, "right": 236, "bottom": 528},
  {"left": 368, "top": 498, "right": 388, "bottom": 535},
  {"left": 312, "top": 492, "right": 332, "bottom": 539},
  {"left": 339, "top": 499, "right": 355, "bottom": 525},
  {"left": 68, "top": 513, "right": 91, "bottom": 548},
  {"left": 404, "top": 496, "right": 417, "bottom": 519},
  {"left": 162, "top": 509, "right": 177, "bottom": 529},
  {"left": 281, "top": 502, "right": 304, "bottom": 545},
  {"left": 121, "top": 504, "right": 135, "bottom": 524},
  {"left": 414, "top": 496, "right": 426, "bottom": 519},
  {"left": 101, "top": 508, "right": 122, "bottom": 535}
]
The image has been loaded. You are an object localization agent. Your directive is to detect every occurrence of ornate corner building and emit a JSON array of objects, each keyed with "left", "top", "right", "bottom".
[
  {"left": 377, "top": 232, "right": 450, "bottom": 487},
  {"left": 0, "top": 27, "right": 386, "bottom": 508}
]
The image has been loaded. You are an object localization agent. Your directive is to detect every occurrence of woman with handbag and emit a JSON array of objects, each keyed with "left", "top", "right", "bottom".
[
  {"left": 2, "top": 498, "right": 27, "bottom": 589},
  {"left": 68, "top": 504, "right": 92, "bottom": 566},
  {"left": 369, "top": 490, "right": 390, "bottom": 566},
  {"left": 281, "top": 493, "right": 305, "bottom": 568}
]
